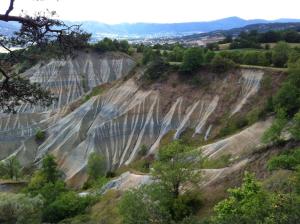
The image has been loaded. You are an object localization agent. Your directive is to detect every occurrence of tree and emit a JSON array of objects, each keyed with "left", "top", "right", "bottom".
[
  {"left": 87, "top": 152, "right": 106, "bottom": 180},
  {"left": 144, "top": 56, "right": 168, "bottom": 81},
  {"left": 0, "top": 155, "right": 21, "bottom": 180},
  {"left": 212, "top": 172, "right": 272, "bottom": 224},
  {"left": 181, "top": 48, "right": 204, "bottom": 73},
  {"left": 0, "top": 0, "right": 90, "bottom": 113},
  {"left": 210, "top": 55, "right": 236, "bottom": 73},
  {"left": 272, "top": 41, "right": 290, "bottom": 67},
  {"left": 41, "top": 154, "right": 61, "bottom": 183},
  {"left": 119, "top": 141, "right": 203, "bottom": 224},
  {"left": 152, "top": 140, "right": 202, "bottom": 198},
  {"left": 94, "top": 38, "right": 116, "bottom": 52},
  {"left": 0, "top": 193, "right": 43, "bottom": 224},
  {"left": 142, "top": 47, "right": 160, "bottom": 65}
]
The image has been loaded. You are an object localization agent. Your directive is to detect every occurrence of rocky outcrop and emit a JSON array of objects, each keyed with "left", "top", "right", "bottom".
[{"left": 0, "top": 52, "right": 275, "bottom": 187}]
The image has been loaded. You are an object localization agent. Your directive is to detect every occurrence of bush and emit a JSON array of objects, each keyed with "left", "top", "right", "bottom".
[
  {"left": 35, "top": 129, "right": 46, "bottom": 142},
  {"left": 87, "top": 153, "right": 106, "bottom": 181},
  {"left": 144, "top": 56, "right": 168, "bottom": 80},
  {"left": 138, "top": 144, "right": 148, "bottom": 157},
  {"left": 0, "top": 193, "right": 43, "bottom": 224},
  {"left": 0, "top": 156, "right": 21, "bottom": 180},
  {"left": 210, "top": 55, "right": 236, "bottom": 73},
  {"left": 42, "top": 191, "right": 94, "bottom": 223},
  {"left": 142, "top": 48, "right": 160, "bottom": 65},
  {"left": 267, "top": 148, "right": 300, "bottom": 171}
]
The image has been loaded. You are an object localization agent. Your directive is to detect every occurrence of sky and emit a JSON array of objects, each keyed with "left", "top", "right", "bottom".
[{"left": 3, "top": 0, "right": 300, "bottom": 24}]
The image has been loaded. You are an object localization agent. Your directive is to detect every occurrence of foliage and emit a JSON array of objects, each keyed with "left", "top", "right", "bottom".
[
  {"left": 230, "top": 30, "right": 261, "bottom": 49},
  {"left": 152, "top": 140, "right": 202, "bottom": 198},
  {"left": 273, "top": 61, "right": 300, "bottom": 116},
  {"left": 24, "top": 154, "right": 95, "bottom": 223},
  {"left": 262, "top": 108, "right": 287, "bottom": 144},
  {"left": 210, "top": 55, "right": 236, "bottom": 73},
  {"left": 87, "top": 152, "right": 106, "bottom": 181},
  {"left": 119, "top": 183, "right": 173, "bottom": 224},
  {"left": 267, "top": 148, "right": 300, "bottom": 171},
  {"left": 119, "top": 141, "right": 203, "bottom": 224},
  {"left": 0, "top": 193, "right": 43, "bottom": 224},
  {"left": 0, "top": 75, "right": 54, "bottom": 113},
  {"left": 211, "top": 172, "right": 272, "bottom": 224},
  {"left": 0, "top": 156, "right": 21, "bottom": 180},
  {"left": 144, "top": 56, "right": 169, "bottom": 80},
  {"left": 41, "top": 154, "right": 62, "bottom": 183},
  {"left": 42, "top": 191, "right": 94, "bottom": 223},
  {"left": 87, "top": 190, "right": 122, "bottom": 224},
  {"left": 272, "top": 41, "right": 290, "bottom": 67},
  {"left": 93, "top": 38, "right": 130, "bottom": 54},
  {"left": 168, "top": 46, "right": 185, "bottom": 62},
  {"left": 211, "top": 171, "right": 300, "bottom": 224},
  {"left": 138, "top": 144, "right": 148, "bottom": 157},
  {"left": 290, "top": 111, "right": 300, "bottom": 140},
  {"left": 35, "top": 129, "right": 46, "bottom": 142},
  {"left": 219, "top": 115, "right": 248, "bottom": 138},
  {"left": 142, "top": 47, "right": 161, "bottom": 64},
  {"left": 0, "top": 1, "right": 90, "bottom": 113},
  {"left": 181, "top": 48, "right": 205, "bottom": 73}
]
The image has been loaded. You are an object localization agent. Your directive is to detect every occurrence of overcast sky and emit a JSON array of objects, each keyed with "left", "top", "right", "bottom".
[{"left": 3, "top": 0, "right": 300, "bottom": 24}]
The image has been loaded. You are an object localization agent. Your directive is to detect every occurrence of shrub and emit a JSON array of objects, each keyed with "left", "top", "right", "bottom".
[
  {"left": 267, "top": 148, "right": 300, "bottom": 171},
  {"left": 210, "top": 55, "right": 236, "bottom": 73},
  {"left": 144, "top": 56, "right": 168, "bottom": 80},
  {"left": 138, "top": 144, "right": 148, "bottom": 157},
  {"left": 42, "top": 191, "right": 94, "bottom": 223},
  {"left": 35, "top": 129, "right": 46, "bottom": 142},
  {"left": 0, "top": 156, "right": 21, "bottom": 180},
  {"left": 87, "top": 153, "right": 106, "bottom": 181},
  {"left": 0, "top": 193, "right": 43, "bottom": 224}
]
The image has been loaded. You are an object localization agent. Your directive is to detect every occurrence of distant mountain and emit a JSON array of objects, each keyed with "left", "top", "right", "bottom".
[
  {"left": 68, "top": 17, "right": 300, "bottom": 39},
  {"left": 1, "top": 17, "right": 300, "bottom": 39},
  {"left": 177, "top": 22, "right": 300, "bottom": 41}
]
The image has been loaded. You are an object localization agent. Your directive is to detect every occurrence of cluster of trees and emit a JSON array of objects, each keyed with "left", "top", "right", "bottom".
[
  {"left": 0, "top": 155, "right": 97, "bottom": 223},
  {"left": 0, "top": 156, "right": 21, "bottom": 180},
  {"left": 142, "top": 46, "right": 236, "bottom": 79},
  {"left": 262, "top": 59, "right": 300, "bottom": 143},
  {"left": 220, "top": 42, "right": 299, "bottom": 67},
  {"left": 229, "top": 29, "right": 300, "bottom": 49},
  {"left": 93, "top": 38, "right": 132, "bottom": 54},
  {"left": 24, "top": 155, "right": 96, "bottom": 223}
]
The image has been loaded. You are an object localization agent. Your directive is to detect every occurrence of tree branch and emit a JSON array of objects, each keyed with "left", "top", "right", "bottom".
[{"left": 4, "top": 0, "right": 15, "bottom": 18}]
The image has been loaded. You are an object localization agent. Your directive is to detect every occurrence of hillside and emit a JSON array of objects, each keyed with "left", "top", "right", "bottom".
[{"left": 0, "top": 50, "right": 286, "bottom": 188}]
